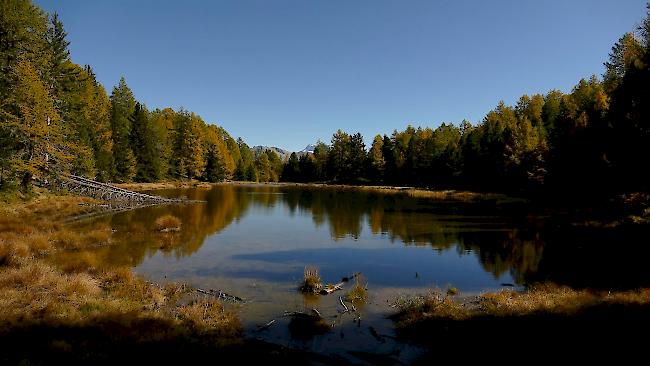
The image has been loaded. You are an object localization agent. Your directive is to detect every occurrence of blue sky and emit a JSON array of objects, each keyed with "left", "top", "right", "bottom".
[{"left": 36, "top": 0, "right": 647, "bottom": 151}]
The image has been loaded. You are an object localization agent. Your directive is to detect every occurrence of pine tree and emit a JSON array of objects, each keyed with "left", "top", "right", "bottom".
[
  {"left": 130, "top": 102, "right": 160, "bottom": 182},
  {"left": 150, "top": 108, "right": 176, "bottom": 180},
  {"left": 204, "top": 144, "right": 226, "bottom": 182},
  {"left": 348, "top": 132, "right": 366, "bottom": 181},
  {"left": 328, "top": 130, "right": 350, "bottom": 181},
  {"left": 110, "top": 77, "right": 136, "bottom": 182},
  {"left": 45, "top": 12, "right": 78, "bottom": 108},
  {"left": 282, "top": 152, "right": 300, "bottom": 182}
]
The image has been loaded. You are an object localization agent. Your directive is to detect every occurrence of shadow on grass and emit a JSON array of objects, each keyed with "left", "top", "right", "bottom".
[
  {"left": 393, "top": 302, "right": 650, "bottom": 363},
  {"left": 0, "top": 316, "right": 351, "bottom": 365}
]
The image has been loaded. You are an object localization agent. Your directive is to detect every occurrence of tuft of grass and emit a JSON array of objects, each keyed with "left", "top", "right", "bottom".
[
  {"left": 177, "top": 299, "right": 241, "bottom": 337},
  {"left": 345, "top": 276, "right": 368, "bottom": 304},
  {"left": 299, "top": 266, "right": 323, "bottom": 294},
  {"left": 155, "top": 215, "right": 182, "bottom": 232}
]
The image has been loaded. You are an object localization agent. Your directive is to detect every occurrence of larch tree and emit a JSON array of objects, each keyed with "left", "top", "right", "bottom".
[
  {"left": 367, "top": 134, "right": 385, "bottom": 183},
  {"left": 172, "top": 110, "right": 205, "bottom": 180},
  {"left": 2, "top": 58, "right": 73, "bottom": 189}
]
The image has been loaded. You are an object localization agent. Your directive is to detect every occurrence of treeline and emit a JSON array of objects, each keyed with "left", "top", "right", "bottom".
[
  {"left": 282, "top": 4, "right": 650, "bottom": 195},
  {"left": 3, "top": 0, "right": 650, "bottom": 196},
  {"left": 0, "top": 0, "right": 282, "bottom": 192}
]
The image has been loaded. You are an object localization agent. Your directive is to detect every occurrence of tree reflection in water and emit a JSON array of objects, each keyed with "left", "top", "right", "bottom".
[{"left": 52, "top": 185, "right": 650, "bottom": 290}]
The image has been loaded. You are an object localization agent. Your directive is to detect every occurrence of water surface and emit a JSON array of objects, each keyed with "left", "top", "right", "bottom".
[{"left": 59, "top": 184, "right": 650, "bottom": 361}]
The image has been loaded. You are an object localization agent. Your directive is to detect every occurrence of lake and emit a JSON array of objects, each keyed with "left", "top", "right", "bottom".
[{"left": 56, "top": 184, "right": 650, "bottom": 361}]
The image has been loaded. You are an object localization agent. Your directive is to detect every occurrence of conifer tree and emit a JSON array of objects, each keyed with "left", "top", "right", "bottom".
[
  {"left": 172, "top": 110, "right": 205, "bottom": 180},
  {"left": 130, "top": 102, "right": 160, "bottom": 182},
  {"left": 367, "top": 135, "right": 385, "bottom": 183},
  {"left": 150, "top": 108, "right": 175, "bottom": 180},
  {"left": 0, "top": 0, "right": 49, "bottom": 100},
  {"left": 2, "top": 58, "right": 73, "bottom": 189},
  {"left": 204, "top": 144, "right": 226, "bottom": 182},
  {"left": 255, "top": 152, "right": 271, "bottom": 182},
  {"left": 235, "top": 138, "right": 256, "bottom": 181},
  {"left": 110, "top": 77, "right": 136, "bottom": 182},
  {"left": 282, "top": 152, "right": 300, "bottom": 182}
]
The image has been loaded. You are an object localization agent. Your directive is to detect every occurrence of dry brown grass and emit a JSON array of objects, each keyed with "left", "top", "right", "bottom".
[
  {"left": 477, "top": 284, "right": 650, "bottom": 316},
  {"left": 155, "top": 215, "right": 182, "bottom": 232},
  {"left": 115, "top": 180, "right": 215, "bottom": 192},
  {"left": 0, "top": 193, "right": 241, "bottom": 352},
  {"left": 393, "top": 284, "right": 650, "bottom": 328},
  {"left": 177, "top": 299, "right": 241, "bottom": 336},
  {"left": 401, "top": 188, "right": 528, "bottom": 203},
  {"left": 299, "top": 266, "right": 323, "bottom": 294},
  {"left": 345, "top": 276, "right": 368, "bottom": 304}
]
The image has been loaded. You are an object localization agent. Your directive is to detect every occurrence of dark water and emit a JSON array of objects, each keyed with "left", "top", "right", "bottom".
[{"left": 58, "top": 184, "right": 650, "bottom": 361}]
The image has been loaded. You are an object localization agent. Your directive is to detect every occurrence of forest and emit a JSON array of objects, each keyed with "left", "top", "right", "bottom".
[
  {"left": 2, "top": 0, "right": 650, "bottom": 198},
  {"left": 0, "top": 0, "right": 284, "bottom": 192},
  {"left": 282, "top": 5, "right": 650, "bottom": 196}
]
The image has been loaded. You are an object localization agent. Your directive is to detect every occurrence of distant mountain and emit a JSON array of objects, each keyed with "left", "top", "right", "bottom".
[
  {"left": 300, "top": 144, "right": 315, "bottom": 154},
  {"left": 252, "top": 144, "right": 316, "bottom": 161},
  {"left": 252, "top": 146, "right": 292, "bottom": 161}
]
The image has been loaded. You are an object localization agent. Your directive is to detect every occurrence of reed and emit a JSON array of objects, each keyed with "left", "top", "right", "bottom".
[{"left": 300, "top": 266, "right": 323, "bottom": 293}]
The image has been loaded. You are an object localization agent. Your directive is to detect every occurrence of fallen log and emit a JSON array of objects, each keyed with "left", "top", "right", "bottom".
[
  {"left": 339, "top": 296, "right": 349, "bottom": 312},
  {"left": 256, "top": 319, "right": 276, "bottom": 331},
  {"left": 319, "top": 272, "right": 361, "bottom": 295},
  {"left": 196, "top": 288, "right": 245, "bottom": 302},
  {"left": 320, "top": 282, "right": 344, "bottom": 295}
]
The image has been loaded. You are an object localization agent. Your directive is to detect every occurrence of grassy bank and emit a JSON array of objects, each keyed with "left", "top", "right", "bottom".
[
  {"left": 0, "top": 194, "right": 243, "bottom": 364},
  {"left": 118, "top": 179, "right": 519, "bottom": 204},
  {"left": 392, "top": 285, "right": 650, "bottom": 360},
  {"left": 114, "top": 180, "right": 217, "bottom": 191}
]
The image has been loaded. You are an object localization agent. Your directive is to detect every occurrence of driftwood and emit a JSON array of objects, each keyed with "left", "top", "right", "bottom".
[
  {"left": 319, "top": 272, "right": 362, "bottom": 295},
  {"left": 196, "top": 288, "right": 245, "bottom": 302},
  {"left": 283, "top": 311, "right": 307, "bottom": 317},
  {"left": 283, "top": 309, "right": 323, "bottom": 319},
  {"left": 339, "top": 296, "right": 349, "bottom": 312},
  {"left": 256, "top": 319, "right": 276, "bottom": 331},
  {"left": 320, "top": 283, "right": 344, "bottom": 295}
]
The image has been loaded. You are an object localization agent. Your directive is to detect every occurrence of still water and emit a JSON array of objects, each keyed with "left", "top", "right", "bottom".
[{"left": 59, "top": 184, "right": 650, "bottom": 360}]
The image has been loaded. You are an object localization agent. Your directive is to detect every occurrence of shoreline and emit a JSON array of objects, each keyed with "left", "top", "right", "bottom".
[
  {"left": 113, "top": 181, "right": 650, "bottom": 227},
  {"left": 114, "top": 180, "right": 519, "bottom": 203},
  {"left": 2, "top": 192, "right": 649, "bottom": 362}
]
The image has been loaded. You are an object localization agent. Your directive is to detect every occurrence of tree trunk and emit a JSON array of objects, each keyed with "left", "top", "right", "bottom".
[{"left": 21, "top": 171, "right": 32, "bottom": 192}]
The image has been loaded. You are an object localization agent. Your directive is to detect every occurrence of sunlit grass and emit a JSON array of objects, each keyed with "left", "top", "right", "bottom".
[
  {"left": 0, "top": 193, "right": 242, "bottom": 357},
  {"left": 392, "top": 284, "right": 650, "bottom": 329},
  {"left": 299, "top": 266, "right": 323, "bottom": 294},
  {"left": 345, "top": 276, "right": 368, "bottom": 304}
]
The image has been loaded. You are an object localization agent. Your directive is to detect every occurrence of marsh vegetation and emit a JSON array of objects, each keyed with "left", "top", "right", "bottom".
[{"left": 0, "top": 194, "right": 244, "bottom": 364}]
